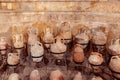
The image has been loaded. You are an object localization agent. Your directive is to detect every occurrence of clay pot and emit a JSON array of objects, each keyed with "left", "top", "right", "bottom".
[
  {"left": 50, "top": 36, "right": 67, "bottom": 58},
  {"left": 109, "top": 55, "right": 120, "bottom": 73},
  {"left": 50, "top": 70, "right": 63, "bottom": 80},
  {"left": 109, "top": 39, "right": 120, "bottom": 55},
  {"left": 59, "top": 22, "right": 72, "bottom": 44},
  {"left": 92, "top": 30, "right": 107, "bottom": 45},
  {"left": 30, "top": 70, "right": 40, "bottom": 80},
  {"left": 91, "top": 76, "right": 103, "bottom": 80},
  {"left": 28, "top": 27, "right": 39, "bottom": 45},
  {"left": 43, "top": 27, "right": 54, "bottom": 48},
  {"left": 73, "top": 44, "right": 84, "bottom": 63},
  {"left": 7, "top": 53, "right": 20, "bottom": 66},
  {"left": 75, "top": 33, "right": 89, "bottom": 48},
  {"left": 88, "top": 52, "right": 104, "bottom": 66},
  {"left": 30, "top": 41, "right": 44, "bottom": 62},
  {"left": 8, "top": 73, "right": 19, "bottom": 80},
  {"left": 12, "top": 34, "right": 24, "bottom": 48},
  {"left": 0, "top": 37, "right": 8, "bottom": 55},
  {"left": 112, "top": 72, "right": 120, "bottom": 79},
  {"left": 73, "top": 72, "right": 83, "bottom": 80}
]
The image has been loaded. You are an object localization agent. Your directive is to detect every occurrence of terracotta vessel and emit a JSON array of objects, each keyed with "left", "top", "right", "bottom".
[
  {"left": 91, "top": 76, "right": 103, "bottom": 80},
  {"left": 92, "top": 30, "right": 107, "bottom": 45},
  {"left": 109, "top": 55, "right": 120, "bottom": 73},
  {"left": 12, "top": 34, "right": 24, "bottom": 48},
  {"left": 73, "top": 44, "right": 84, "bottom": 63},
  {"left": 50, "top": 70, "right": 63, "bottom": 80},
  {"left": 7, "top": 53, "right": 20, "bottom": 66},
  {"left": 88, "top": 52, "right": 104, "bottom": 66},
  {"left": 59, "top": 22, "right": 72, "bottom": 44},
  {"left": 30, "top": 70, "right": 40, "bottom": 80},
  {"left": 28, "top": 27, "right": 39, "bottom": 45},
  {"left": 109, "top": 39, "right": 120, "bottom": 55},
  {"left": 0, "top": 37, "right": 8, "bottom": 55},
  {"left": 50, "top": 36, "right": 67, "bottom": 58},
  {"left": 30, "top": 41, "right": 44, "bottom": 62},
  {"left": 43, "top": 27, "right": 54, "bottom": 48},
  {"left": 73, "top": 72, "right": 83, "bottom": 80},
  {"left": 8, "top": 73, "right": 19, "bottom": 80}
]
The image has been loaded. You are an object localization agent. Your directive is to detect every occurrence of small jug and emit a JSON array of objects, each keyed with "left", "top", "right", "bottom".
[
  {"left": 7, "top": 53, "right": 20, "bottom": 66},
  {"left": 109, "top": 55, "right": 120, "bottom": 73},
  {"left": 8, "top": 73, "right": 19, "bottom": 80},
  {"left": 30, "top": 70, "right": 40, "bottom": 80},
  {"left": 50, "top": 70, "right": 63, "bottom": 80},
  {"left": 50, "top": 36, "right": 67, "bottom": 58},
  {"left": 43, "top": 27, "right": 54, "bottom": 48},
  {"left": 109, "top": 39, "right": 120, "bottom": 55},
  {"left": 30, "top": 41, "right": 44, "bottom": 62},
  {"left": 12, "top": 34, "right": 24, "bottom": 49},
  {"left": 88, "top": 52, "right": 104, "bottom": 66}
]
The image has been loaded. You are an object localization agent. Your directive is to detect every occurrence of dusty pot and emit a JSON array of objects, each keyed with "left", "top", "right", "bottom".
[
  {"left": 7, "top": 53, "right": 20, "bottom": 66},
  {"left": 88, "top": 52, "right": 104, "bottom": 66},
  {"left": 8, "top": 73, "right": 19, "bottom": 80},
  {"left": 91, "top": 76, "right": 103, "bottom": 80},
  {"left": 73, "top": 72, "right": 83, "bottom": 80},
  {"left": 50, "top": 70, "right": 63, "bottom": 80},
  {"left": 50, "top": 36, "right": 67, "bottom": 58},
  {"left": 0, "top": 37, "right": 8, "bottom": 55},
  {"left": 75, "top": 32, "right": 89, "bottom": 49},
  {"left": 109, "top": 55, "right": 120, "bottom": 73},
  {"left": 12, "top": 34, "right": 24, "bottom": 49},
  {"left": 109, "top": 39, "right": 120, "bottom": 55},
  {"left": 73, "top": 44, "right": 84, "bottom": 63},
  {"left": 28, "top": 27, "right": 39, "bottom": 45},
  {"left": 43, "top": 27, "right": 54, "bottom": 48},
  {"left": 30, "top": 70, "right": 40, "bottom": 80},
  {"left": 30, "top": 41, "right": 44, "bottom": 62},
  {"left": 92, "top": 30, "right": 107, "bottom": 45},
  {"left": 59, "top": 22, "right": 72, "bottom": 44}
]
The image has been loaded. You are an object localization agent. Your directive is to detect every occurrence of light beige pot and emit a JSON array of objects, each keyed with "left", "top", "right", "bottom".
[
  {"left": 73, "top": 72, "right": 83, "bottom": 80},
  {"left": 88, "top": 52, "right": 104, "bottom": 66},
  {"left": 109, "top": 39, "right": 120, "bottom": 55},
  {"left": 43, "top": 27, "right": 54, "bottom": 48},
  {"left": 73, "top": 44, "right": 84, "bottom": 63},
  {"left": 8, "top": 73, "right": 19, "bottom": 80},
  {"left": 109, "top": 55, "right": 120, "bottom": 73},
  {"left": 30, "top": 41, "right": 44, "bottom": 62},
  {"left": 50, "top": 36, "right": 66, "bottom": 58},
  {"left": 30, "top": 70, "right": 40, "bottom": 80},
  {"left": 91, "top": 76, "right": 103, "bottom": 80},
  {"left": 7, "top": 53, "right": 20, "bottom": 66},
  {"left": 12, "top": 34, "right": 24, "bottom": 48}
]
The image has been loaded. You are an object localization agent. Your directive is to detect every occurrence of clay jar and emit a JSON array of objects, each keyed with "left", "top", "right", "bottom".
[
  {"left": 73, "top": 44, "right": 84, "bottom": 63},
  {"left": 109, "top": 39, "right": 120, "bottom": 55},
  {"left": 28, "top": 27, "right": 39, "bottom": 46},
  {"left": 8, "top": 73, "right": 19, "bottom": 80},
  {"left": 109, "top": 55, "right": 120, "bottom": 73},
  {"left": 12, "top": 34, "right": 24, "bottom": 49},
  {"left": 50, "top": 36, "right": 67, "bottom": 59},
  {"left": 50, "top": 70, "right": 63, "bottom": 80},
  {"left": 0, "top": 37, "right": 8, "bottom": 55},
  {"left": 7, "top": 53, "right": 20, "bottom": 66},
  {"left": 88, "top": 52, "right": 104, "bottom": 66},
  {"left": 59, "top": 22, "right": 72, "bottom": 44},
  {"left": 30, "top": 41, "right": 44, "bottom": 62},
  {"left": 92, "top": 30, "right": 107, "bottom": 45},
  {"left": 43, "top": 27, "right": 54, "bottom": 48},
  {"left": 30, "top": 70, "right": 40, "bottom": 80},
  {"left": 75, "top": 32, "right": 89, "bottom": 49}
]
